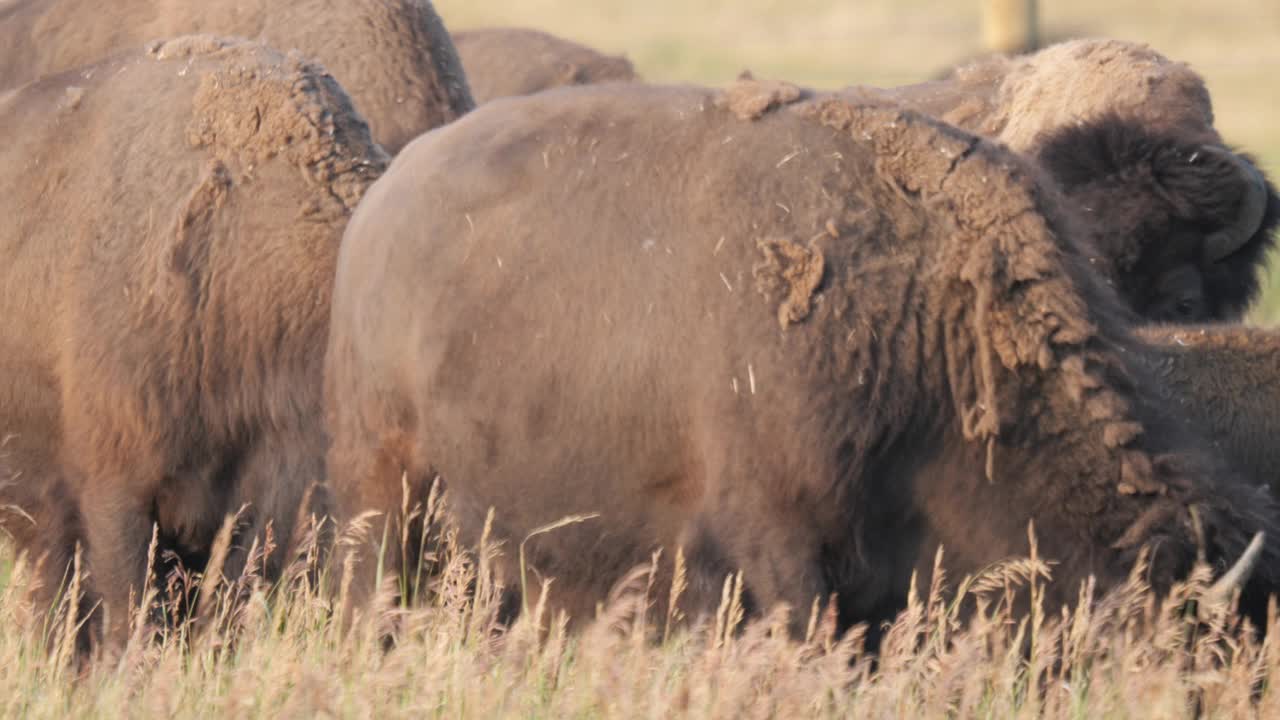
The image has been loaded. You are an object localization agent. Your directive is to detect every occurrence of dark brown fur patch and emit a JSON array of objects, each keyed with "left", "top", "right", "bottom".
[
  {"left": 1135, "top": 325, "right": 1280, "bottom": 495},
  {"left": 1035, "top": 115, "right": 1280, "bottom": 321}
]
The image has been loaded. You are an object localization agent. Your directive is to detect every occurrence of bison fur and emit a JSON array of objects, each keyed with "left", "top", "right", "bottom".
[
  {"left": 862, "top": 38, "right": 1280, "bottom": 323},
  {"left": 0, "top": 0, "right": 474, "bottom": 153},
  {"left": 1136, "top": 325, "right": 1280, "bottom": 497},
  {"left": 323, "top": 77, "right": 1280, "bottom": 643},
  {"left": 453, "top": 26, "right": 639, "bottom": 104},
  {"left": 0, "top": 35, "right": 388, "bottom": 649}
]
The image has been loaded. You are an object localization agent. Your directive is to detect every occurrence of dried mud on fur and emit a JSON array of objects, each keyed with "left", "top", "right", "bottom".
[
  {"left": 753, "top": 234, "right": 829, "bottom": 330},
  {"left": 795, "top": 97, "right": 1164, "bottom": 491},
  {"left": 174, "top": 35, "right": 389, "bottom": 218},
  {"left": 716, "top": 72, "right": 807, "bottom": 121}
]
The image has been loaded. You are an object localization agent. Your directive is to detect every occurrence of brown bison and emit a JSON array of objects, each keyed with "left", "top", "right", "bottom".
[
  {"left": 859, "top": 38, "right": 1279, "bottom": 323},
  {"left": 452, "top": 27, "right": 639, "bottom": 104},
  {"left": 0, "top": 0, "right": 473, "bottom": 153},
  {"left": 0, "top": 35, "right": 393, "bottom": 649},
  {"left": 1136, "top": 325, "right": 1280, "bottom": 496},
  {"left": 323, "top": 77, "right": 1279, "bottom": 640}
]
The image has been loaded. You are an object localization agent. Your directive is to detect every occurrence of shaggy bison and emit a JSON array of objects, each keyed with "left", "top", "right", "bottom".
[
  {"left": 324, "top": 78, "right": 1279, "bottom": 638},
  {"left": 1137, "top": 325, "right": 1280, "bottom": 496},
  {"left": 861, "top": 38, "right": 1279, "bottom": 323},
  {"left": 0, "top": 0, "right": 473, "bottom": 153},
  {"left": 453, "top": 27, "right": 639, "bottom": 103},
  {"left": 0, "top": 35, "right": 391, "bottom": 648}
]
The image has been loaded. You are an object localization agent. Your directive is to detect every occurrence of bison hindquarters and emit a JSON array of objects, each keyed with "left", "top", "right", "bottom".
[{"left": 0, "top": 37, "right": 387, "bottom": 650}]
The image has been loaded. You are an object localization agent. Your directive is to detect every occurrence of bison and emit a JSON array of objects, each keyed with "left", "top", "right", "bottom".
[
  {"left": 453, "top": 27, "right": 639, "bottom": 104},
  {"left": 0, "top": 35, "right": 394, "bottom": 649},
  {"left": 0, "top": 0, "right": 474, "bottom": 153},
  {"left": 323, "top": 77, "right": 1280, "bottom": 641},
  {"left": 857, "top": 38, "right": 1279, "bottom": 323},
  {"left": 1136, "top": 325, "right": 1280, "bottom": 496}
]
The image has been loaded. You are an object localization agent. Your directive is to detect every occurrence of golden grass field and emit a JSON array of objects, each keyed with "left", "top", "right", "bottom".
[
  {"left": 3, "top": 2, "right": 1280, "bottom": 717},
  {"left": 4, "top": 503, "right": 1280, "bottom": 719}
]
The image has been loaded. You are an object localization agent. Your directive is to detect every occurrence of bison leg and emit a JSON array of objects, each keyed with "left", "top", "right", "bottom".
[
  {"left": 0, "top": 451, "right": 97, "bottom": 655},
  {"left": 220, "top": 431, "right": 330, "bottom": 588},
  {"left": 691, "top": 511, "right": 832, "bottom": 636},
  {"left": 77, "top": 479, "right": 157, "bottom": 649},
  {"left": 325, "top": 425, "right": 429, "bottom": 626}
]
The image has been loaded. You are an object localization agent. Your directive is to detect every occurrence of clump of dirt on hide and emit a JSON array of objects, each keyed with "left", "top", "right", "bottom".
[
  {"left": 716, "top": 71, "right": 806, "bottom": 121},
  {"left": 753, "top": 237, "right": 827, "bottom": 329},
  {"left": 797, "top": 95, "right": 1161, "bottom": 491},
  {"left": 158, "top": 34, "right": 390, "bottom": 222},
  {"left": 147, "top": 34, "right": 237, "bottom": 61}
]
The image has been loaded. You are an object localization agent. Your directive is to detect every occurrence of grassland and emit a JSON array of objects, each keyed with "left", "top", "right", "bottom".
[
  {"left": 437, "top": 0, "right": 1280, "bottom": 323},
  {"left": 3, "top": 2, "right": 1280, "bottom": 717},
  {"left": 3, "top": 520, "right": 1280, "bottom": 719}
]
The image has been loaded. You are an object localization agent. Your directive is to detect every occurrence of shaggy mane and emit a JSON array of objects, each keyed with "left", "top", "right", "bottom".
[{"left": 1034, "top": 113, "right": 1280, "bottom": 318}]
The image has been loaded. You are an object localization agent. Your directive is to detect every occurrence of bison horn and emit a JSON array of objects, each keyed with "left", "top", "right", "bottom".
[
  {"left": 1202, "top": 147, "right": 1270, "bottom": 262},
  {"left": 1197, "top": 530, "right": 1265, "bottom": 620}
]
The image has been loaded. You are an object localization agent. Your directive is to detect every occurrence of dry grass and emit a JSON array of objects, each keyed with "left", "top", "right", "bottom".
[
  {"left": 3, "top": 505, "right": 1280, "bottom": 720},
  {"left": 436, "top": 0, "right": 1280, "bottom": 324}
]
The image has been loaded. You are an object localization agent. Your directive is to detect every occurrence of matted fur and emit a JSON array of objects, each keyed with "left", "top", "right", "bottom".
[
  {"left": 453, "top": 27, "right": 639, "bottom": 104},
  {"left": 1034, "top": 117, "right": 1280, "bottom": 320},
  {"left": 857, "top": 38, "right": 1280, "bottom": 323},
  {"left": 324, "top": 77, "right": 1280, "bottom": 640},
  {"left": 1136, "top": 325, "right": 1280, "bottom": 496},
  {"left": 0, "top": 35, "right": 388, "bottom": 648},
  {"left": 0, "top": 0, "right": 474, "bottom": 153}
]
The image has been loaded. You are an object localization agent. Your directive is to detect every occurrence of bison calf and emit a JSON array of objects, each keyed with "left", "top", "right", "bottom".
[
  {"left": 862, "top": 38, "right": 1279, "bottom": 324},
  {"left": 0, "top": 35, "right": 392, "bottom": 649},
  {"left": 0, "top": 0, "right": 474, "bottom": 153},
  {"left": 453, "top": 27, "right": 639, "bottom": 104},
  {"left": 1136, "top": 325, "right": 1280, "bottom": 496},
  {"left": 324, "top": 77, "right": 1280, "bottom": 640}
]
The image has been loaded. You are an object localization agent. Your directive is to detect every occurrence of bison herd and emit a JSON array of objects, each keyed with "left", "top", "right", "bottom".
[{"left": 0, "top": 0, "right": 1279, "bottom": 658}]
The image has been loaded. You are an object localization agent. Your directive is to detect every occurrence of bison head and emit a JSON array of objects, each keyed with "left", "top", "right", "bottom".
[{"left": 1034, "top": 115, "right": 1278, "bottom": 322}]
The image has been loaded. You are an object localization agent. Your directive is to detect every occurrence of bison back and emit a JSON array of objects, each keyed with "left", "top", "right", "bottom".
[
  {"left": 0, "top": 0, "right": 473, "bottom": 153},
  {"left": 453, "top": 27, "right": 639, "bottom": 104}
]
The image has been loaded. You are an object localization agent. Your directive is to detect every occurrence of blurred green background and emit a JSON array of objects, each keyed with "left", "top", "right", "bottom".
[{"left": 436, "top": 0, "right": 1280, "bottom": 324}]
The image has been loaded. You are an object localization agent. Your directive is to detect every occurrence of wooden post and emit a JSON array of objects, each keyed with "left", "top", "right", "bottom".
[{"left": 981, "top": 0, "right": 1039, "bottom": 54}]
